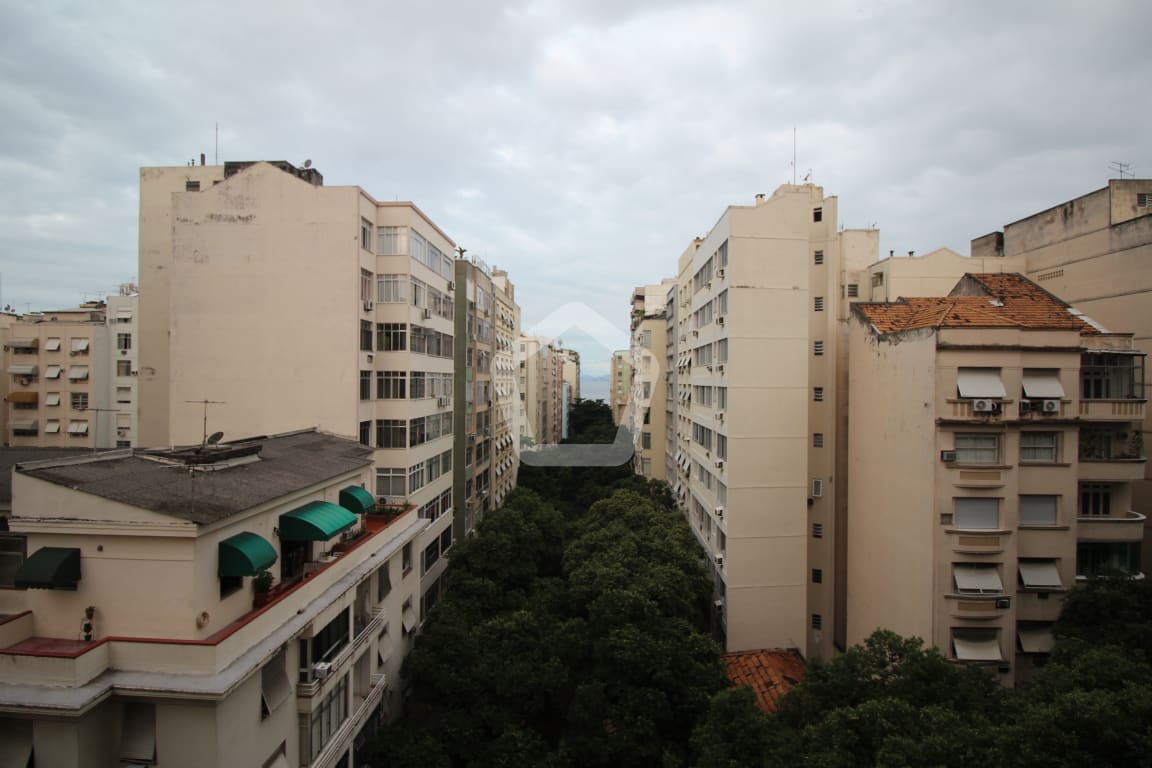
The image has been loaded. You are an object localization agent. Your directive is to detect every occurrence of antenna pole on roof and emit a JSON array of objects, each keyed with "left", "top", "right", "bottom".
[{"left": 186, "top": 399, "right": 226, "bottom": 448}]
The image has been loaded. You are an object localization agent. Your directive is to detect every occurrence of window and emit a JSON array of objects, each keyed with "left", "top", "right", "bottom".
[
  {"left": 440, "top": 526, "right": 453, "bottom": 555},
  {"left": 116, "top": 386, "right": 131, "bottom": 404},
  {"left": 376, "top": 468, "right": 405, "bottom": 497},
  {"left": 308, "top": 676, "right": 348, "bottom": 760},
  {"left": 1137, "top": 192, "right": 1151, "bottom": 208},
  {"left": 813, "top": 207, "right": 823, "bottom": 222},
  {"left": 813, "top": 433, "right": 824, "bottom": 448},
  {"left": 814, "top": 296, "right": 824, "bottom": 312},
  {"left": 955, "top": 434, "right": 999, "bottom": 464},
  {"left": 359, "top": 370, "right": 372, "bottom": 400},
  {"left": 377, "top": 563, "right": 392, "bottom": 601},
  {"left": 402, "top": 543, "right": 412, "bottom": 573},
  {"left": 811, "top": 613, "right": 822, "bottom": 629},
  {"left": 813, "top": 387, "right": 824, "bottom": 402},
  {"left": 117, "top": 333, "right": 132, "bottom": 351},
  {"left": 641, "top": 432, "right": 652, "bottom": 449},
  {"left": 1018, "top": 560, "right": 1063, "bottom": 590},
  {"left": 812, "top": 568, "right": 823, "bottom": 584},
  {"left": 377, "top": 226, "right": 408, "bottom": 255},
  {"left": 71, "top": 392, "right": 88, "bottom": 410},
  {"left": 0, "top": 535, "right": 25, "bottom": 587},
  {"left": 715, "top": 338, "right": 728, "bottom": 363},
  {"left": 814, "top": 250, "right": 824, "bottom": 265},
  {"left": 813, "top": 341, "right": 824, "bottom": 356},
  {"left": 70, "top": 338, "right": 89, "bottom": 354},
  {"left": 956, "top": 367, "right": 1006, "bottom": 399},
  {"left": 846, "top": 284, "right": 859, "bottom": 298},
  {"left": 185, "top": 180, "right": 200, "bottom": 192},
  {"left": 716, "top": 387, "right": 727, "bottom": 410},
  {"left": 260, "top": 648, "right": 291, "bottom": 720},
  {"left": 953, "top": 563, "right": 1003, "bottom": 594},
  {"left": 67, "top": 420, "right": 89, "bottom": 436},
  {"left": 812, "top": 523, "right": 824, "bottom": 538},
  {"left": 361, "top": 218, "right": 374, "bottom": 252},
  {"left": 1077, "top": 541, "right": 1141, "bottom": 578},
  {"left": 117, "top": 359, "right": 132, "bottom": 376},
  {"left": 871, "top": 272, "right": 884, "bottom": 287},
  {"left": 376, "top": 419, "right": 406, "bottom": 449},
  {"left": 1079, "top": 482, "right": 1112, "bottom": 516},
  {"left": 360, "top": 320, "right": 373, "bottom": 351},
  {"left": 378, "top": 323, "right": 406, "bottom": 351},
  {"left": 1019, "top": 495, "right": 1058, "bottom": 526},
  {"left": 952, "top": 629, "right": 1002, "bottom": 662},
  {"left": 359, "top": 420, "right": 371, "bottom": 446},
  {"left": 1020, "top": 432, "right": 1058, "bottom": 463},
  {"left": 377, "top": 274, "right": 407, "bottom": 303},
  {"left": 954, "top": 497, "right": 999, "bottom": 529},
  {"left": 1080, "top": 352, "right": 1142, "bottom": 399},
  {"left": 360, "top": 268, "right": 373, "bottom": 302},
  {"left": 716, "top": 434, "right": 727, "bottom": 460},
  {"left": 422, "top": 538, "right": 441, "bottom": 575}
]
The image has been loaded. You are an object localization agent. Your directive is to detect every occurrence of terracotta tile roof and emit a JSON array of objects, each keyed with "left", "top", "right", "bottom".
[
  {"left": 855, "top": 273, "right": 1101, "bottom": 335},
  {"left": 721, "top": 649, "right": 806, "bottom": 712}
]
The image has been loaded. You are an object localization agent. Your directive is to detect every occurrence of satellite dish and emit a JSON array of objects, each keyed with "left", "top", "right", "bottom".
[
  {"left": 207, "top": 431, "right": 225, "bottom": 445},
  {"left": 303, "top": 159, "right": 312, "bottom": 169}
]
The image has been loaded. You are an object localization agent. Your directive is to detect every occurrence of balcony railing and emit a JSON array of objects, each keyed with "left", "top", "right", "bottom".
[
  {"left": 312, "top": 671, "right": 387, "bottom": 768},
  {"left": 1077, "top": 510, "right": 1147, "bottom": 543},
  {"left": 1078, "top": 399, "right": 1146, "bottom": 422}
]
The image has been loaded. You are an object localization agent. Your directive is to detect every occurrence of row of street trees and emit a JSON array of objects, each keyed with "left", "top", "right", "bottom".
[{"left": 369, "top": 399, "right": 1152, "bottom": 766}]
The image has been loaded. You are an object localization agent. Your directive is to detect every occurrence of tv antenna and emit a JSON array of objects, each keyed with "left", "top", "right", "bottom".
[
  {"left": 186, "top": 399, "right": 226, "bottom": 448},
  {"left": 1109, "top": 161, "right": 1133, "bottom": 179}
]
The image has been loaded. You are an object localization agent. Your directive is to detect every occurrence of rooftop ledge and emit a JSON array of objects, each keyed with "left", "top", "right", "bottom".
[{"left": 0, "top": 512, "right": 426, "bottom": 712}]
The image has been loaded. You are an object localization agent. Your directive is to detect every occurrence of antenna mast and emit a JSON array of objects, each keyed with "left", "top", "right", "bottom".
[
  {"left": 1109, "top": 161, "right": 1133, "bottom": 179},
  {"left": 186, "top": 399, "right": 226, "bottom": 447}
]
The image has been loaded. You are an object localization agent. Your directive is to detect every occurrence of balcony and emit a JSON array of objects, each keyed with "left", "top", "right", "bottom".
[
  {"left": 1077, "top": 399, "right": 1146, "bottom": 422},
  {"left": 1077, "top": 510, "right": 1146, "bottom": 543}
]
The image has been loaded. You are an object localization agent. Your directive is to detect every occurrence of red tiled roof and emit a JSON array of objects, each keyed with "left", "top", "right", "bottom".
[
  {"left": 855, "top": 273, "right": 1100, "bottom": 335},
  {"left": 721, "top": 649, "right": 806, "bottom": 712}
]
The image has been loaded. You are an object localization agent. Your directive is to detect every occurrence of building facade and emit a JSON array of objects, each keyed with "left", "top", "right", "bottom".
[
  {"left": 848, "top": 274, "right": 1146, "bottom": 683},
  {"left": 0, "top": 430, "right": 425, "bottom": 767},
  {"left": 609, "top": 350, "right": 631, "bottom": 427},
  {"left": 629, "top": 281, "right": 675, "bottom": 481},
  {"left": 490, "top": 270, "right": 522, "bottom": 507}
]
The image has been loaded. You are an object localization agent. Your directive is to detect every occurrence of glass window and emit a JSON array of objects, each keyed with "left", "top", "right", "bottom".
[
  {"left": 955, "top": 434, "right": 999, "bottom": 464},
  {"left": 1079, "top": 483, "right": 1112, "bottom": 516},
  {"left": 1020, "top": 432, "right": 1058, "bottom": 463}
]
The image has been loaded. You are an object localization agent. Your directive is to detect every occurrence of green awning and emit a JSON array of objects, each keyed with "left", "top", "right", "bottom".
[
  {"left": 15, "top": 547, "right": 81, "bottom": 590},
  {"left": 278, "top": 501, "right": 357, "bottom": 541},
  {"left": 218, "top": 532, "right": 278, "bottom": 578},
  {"left": 339, "top": 485, "right": 376, "bottom": 515}
]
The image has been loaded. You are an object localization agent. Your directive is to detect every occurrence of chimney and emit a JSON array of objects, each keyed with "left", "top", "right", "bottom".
[
  {"left": 889, "top": 250, "right": 894, "bottom": 258},
  {"left": 200, "top": 153, "right": 206, "bottom": 166},
  {"left": 908, "top": 250, "right": 914, "bottom": 257},
  {"left": 755, "top": 193, "right": 766, "bottom": 204}
]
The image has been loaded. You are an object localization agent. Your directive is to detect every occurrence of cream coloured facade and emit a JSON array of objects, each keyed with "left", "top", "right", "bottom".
[
  {"left": 517, "top": 335, "right": 568, "bottom": 447},
  {"left": 491, "top": 270, "right": 522, "bottom": 507},
  {"left": 847, "top": 274, "right": 1146, "bottom": 683},
  {"left": 629, "top": 281, "right": 675, "bottom": 481},
  {"left": 3, "top": 303, "right": 119, "bottom": 449},
  {"left": 665, "top": 184, "right": 878, "bottom": 656},
  {"left": 860, "top": 246, "right": 1026, "bottom": 303},
  {"left": 609, "top": 350, "right": 631, "bottom": 427},
  {"left": 0, "top": 429, "right": 425, "bottom": 767}
]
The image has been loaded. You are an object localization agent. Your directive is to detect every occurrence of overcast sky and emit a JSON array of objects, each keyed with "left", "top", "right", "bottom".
[{"left": 2, "top": 1, "right": 1149, "bottom": 376}]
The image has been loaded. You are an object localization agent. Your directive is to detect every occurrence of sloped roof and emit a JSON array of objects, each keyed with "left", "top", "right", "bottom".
[
  {"left": 854, "top": 273, "right": 1100, "bottom": 335},
  {"left": 15, "top": 430, "right": 372, "bottom": 525},
  {"left": 721, "top": 649, "right": 806, "bottom": 712}
]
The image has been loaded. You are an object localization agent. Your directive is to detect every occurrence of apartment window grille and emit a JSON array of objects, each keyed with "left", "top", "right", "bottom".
[
  {"left": 1020, "top": 432, "right": 1058, "bottom": 463},
  {"left": 955, "top": 434, "right": 999, "bottom": 464},
  {"left": 813, "top": 207, "right": 823, "bottom": 222},
  {"left": 376, "top": 419, "right": 406, "bottom": 449},
  {"left": 1080, "top": 352, "right": 1142, "bottom": 399},
  {"left": 1137, "top": 192, "right": 1152, "bottom": 208},
  {"left": 1020, "top": 495, "right": 1058, "bottom": 526},
  {"left": 813, "top": 341, "right": 824, "bottom": 356},
  {"left": 812, "top": 568, "right": 823, "bottom": 584},
  {"left": 813, "top": 433, "right": 824, "bottom": 448},
  {"left": 954, "top": 497, "right": 999, "bottom": 529},
  {"left": 1079, "top": 483, "right": 1112, "bottom": 517},
  {"left": 814, "top": 250, "right": 824, "bottom": 265},
  {"left": 812, "top": 523, "right": 824, "bottom": 538},
  {"left": 811, "top": 613, "right": 822, "bottom": 629},
  {"left": 814, "top": 296, "right": 824, "bottom": 312},
  {"left": 813, "top": 387, "right": 824, "bottom": 402},
  {"left": 377, "top": 274, "right": 408, "bottom": 303},
  {"left": 116, "top": 333, "right": 132, "bottom": 351},
  {"left": 378, "top": 323, "right": 406, "bottom": 351},
  {"left": 359, "top": 370, "right": 372, "bottom": 400},
  {"left": 71, "top": 392, "right": 88, "bottom": 410},
  {"left": 360, "top": 219, "right": 374, "bottom": 252},
  {"left": 185, "top": 180, "right": 200, "bottom": 191}
]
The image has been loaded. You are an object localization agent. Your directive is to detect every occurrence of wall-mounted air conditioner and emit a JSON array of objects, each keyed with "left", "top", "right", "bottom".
[
  {"left": 940, "top": 450, "right": 957, "bottom": 462},
  {"left": 313, "top": 662, "right": 333, "bottom": 680},
  {"left": 811, "top": 479, "right": 823, "bottom": 498},
  {"left": 363, "top": 300, "right": 374, "bottom": 312},
  {"left": 422, "top": 308, "right": 432, "bottom": 319},
  {"left": 715, "top": 554, "right": 724, "bottom": 567},
  {"left": 714, "top": 506, "right": 724, "bottom": 518},
  {"left": 972, "top": 399, "right": 998, "bottom": 413},
  {"left": 995, "top": 597, "right": 1011, "bottom": 610},
  {"left": 1041, "top": 399, "right": 1060, "bottom": 414}
]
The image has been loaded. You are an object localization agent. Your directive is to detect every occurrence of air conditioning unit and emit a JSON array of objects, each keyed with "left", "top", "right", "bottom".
[
  {"left": 692, "top": 330, "right": 699, "bottom": 337},
  {"left": 995, "top": 597, "right": 1011, "bottom": 610},
  {"left": 714, "top": 506, "right": 724, "bottom": 518},
  {"left": 717, "top": 315, "right": 725, "bottom": 325},
  {"left": 715, "top": 459, "right": 724, "bottom": 470},
  {"left": 940, "top": 450, "right": 957, "bottom": 463},
  {"left": 972, "top": 399, "right": 998, "bottom": 413},
  {"left": 363, "top": 300, "right": 374, "bottom": 312},
  {"left": 716, "top": 411, "right": 724, "bottom": 421},
  {"left": 120, "top": 349, "right": 128, "bottom": 355},
  {"left": 811, "top": 479, "right": 823, "bottom": 498},
  {"left": 312, "top": 662, "right": 333, "bottom": 680},
  {"left": 118, "top": 429, "right": 127, "bottom": 437},
  {"left": 437, "top": 396, "right": 449, "bottom": 407},
  {"left": 715, "top": 554, "right": 725, "bottom": 567},
  {"left": 717, "top": 364, "right": 724, "bottom": 373},
  {"left": 422, "top": 308, "right": 432, "bottom": 319},
  {"left": 713, "top": 598, "right": 725, "bottom": 613},
  {"left": 1041, "top": 399, "right": 1060, "bottom": 414},
  {"left": 446, "top": 280, "right": 455, "bottom": 291},
  {"left": 717, "top": 268, "right": 725, "bottom": 278}
]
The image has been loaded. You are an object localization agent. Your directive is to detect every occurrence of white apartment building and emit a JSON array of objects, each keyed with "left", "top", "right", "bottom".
[
  {"left": 668, "top": 184, "right": 878, "bottom": 656},
  {"left": 0, "top": 429, "right": 424, "bottom": 767},
  {"left": 491, "top": 270, "right": 521, "bottom": 507}
]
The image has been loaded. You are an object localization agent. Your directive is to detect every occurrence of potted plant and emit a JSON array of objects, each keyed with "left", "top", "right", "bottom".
[{"left": 253, "top": 570, "right": 275, "bottom": 608}]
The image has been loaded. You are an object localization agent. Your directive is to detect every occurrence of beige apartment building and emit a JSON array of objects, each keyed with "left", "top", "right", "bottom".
[
  {"left": 518, "top": 335, "right": 567, "bottom": 446},
  {"left": 609, "top": 350, "right": 631, "bottom": 427},
  {"left": 3, "top": 290, "right": 140, "bottom": 451},
  {"left": 629, "top": 281, "right": 675, "bottom": 481},
  {"left": 556, "top": 349, "right": 580, "bottom": 439},
  {"left": 0, "top": 429, "right": 425, "bottom": 767},
  {"left": 666, "top": 184, "right": 879, "bottom": 656},
  {"left": 848, "top": 274, "right": 1145, "bottom": 682},
  {"left": 136, "top": 160, "right": 481, "bottom": 616},
  {"left": 491, "top": 270, "right": 522, "bottom": 507}
]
